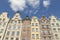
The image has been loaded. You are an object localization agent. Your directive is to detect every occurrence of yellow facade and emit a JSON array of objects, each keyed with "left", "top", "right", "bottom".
[{"left": 31, "top": 16, "right": 40, "bottom": 40}]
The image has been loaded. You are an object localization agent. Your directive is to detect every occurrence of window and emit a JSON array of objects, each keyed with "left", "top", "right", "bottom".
[
  {"left": 53, "top": 28, "right": 57, "bottom": 32},
  {"left": 48, "top": 31, "right": 51, "bottom": 35},
  {"left": 58, "top": 28, "right": 60, "bottom": 32},
  {"left": 0, "top": 18, "right": 1, "bottom": 20},
  {"left": 18, "top": 20, "right": 20, "bottom": 23},
  {"left": 11, "top": 38, "right": 13, "bottom": 40},
  {"left": 56, "top": 23, "right": 59, "bottom": 27},
  {"left": 11, "top": 31, "right": 15, "bottom": 36},
  {"left": 0, "top": 29, "right": 4, "bottom": 33},
  {"left": 0, "top": 36, "right": 1, "bottom": 38},
  {"left": 15, "top": 21, "right": 17, "bottom": 23},
  {"left": 43, "top": 37, "right": 46, "bottom": 40},
  {"left": 32, "top": 23, "right": 34, "bottom": 26},
  {"left": 55, "top": 34, "right": 59, "bottom": 39},
  {"left": 36, "top": 23, "right": 38, "bottom": 26},
  {"left": 23, "top": 29, "right": 26, "bottom": 32},
  {"left": 3, "top": 18, "right": 5, "bottom": 21},
  {"left": 36, "top": 34, "right": 39, "bottom": 39},
  {"left": 7, "top": 31, "right": 10, "bottom": 36},
  {"left": 32, "top": 34, "right": 35, "bottom": 39},
  {"left": 42, "top": 25, "right": 44, "bottom": 28},
  {"left": 41, "top": 30, "right": 47, "bottom": 35},
  {"left": 3, "top": 22, "right": 6, "bottom": 27},
  {"left": 36, "top": 28, "right": 38, "bottom": 32},
  {"left": 17, "top": 31, "right": 20, "bottom": 36},
  {"left": 46, "top": 25, "right": 49, "bottom": 29},
  {"left": 32, "top": 28, "right": 35, "bottom": 32},
  {"left": 34, "top": 18, "right": 37, "bottom": 22},
  {"left": 41, "top": 30, "right": 45, "bottom": 35},
  {"left": 53, "top": 19, "right": 56, "bottom": 22},
  {"left": 48, "top": 37, "right": 51, "bottom": 40},
  {"left": 42, "top": 25, "right": 49, "bottom": 29},
  {"left": 13, "top": 26, "right": 16, "bottom": 29},
  {"left": 52, "top": 23, "right": 54, "bottom": 26},
  {"left": 16, "top": 38, "right": 19, "bottom": 40},
  {"left": 27, "top": 30, "right": 30, "bottom": 33},
  {"left": 5, "top": 37, "right": 8, "bottom": 40},
  {"left": 17, "top": 26, "right": 20, "bottom": 29},
  {"left": 8, "top": 26, "right": 11, "bottom": 29}
]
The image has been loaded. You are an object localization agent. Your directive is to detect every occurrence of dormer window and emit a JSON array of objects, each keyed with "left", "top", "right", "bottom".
[
  {"left": 56, "top": 23, "right": 59, "bottom": 27},
  {"left": 34, "top": 18, "right": 37, "bottom": 22},
  {"left": 3, "top": 18, "right": 5, "bottom": 21},
  {"left": 53, "top": 19, "right": 55, "bottom": 22},
  {"left": 0, "top": 18, "right": 1, "bottom": 20}
]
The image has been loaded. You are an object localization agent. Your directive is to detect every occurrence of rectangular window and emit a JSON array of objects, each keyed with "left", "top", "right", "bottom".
[
  {"left": 32, "top": 28, "right": 35, "bottom": 32},
  {"left": 36, "top": 23, "right": 38, "bottom": 26},
  {"left": 11, "top": 31, "right": 15, "bottom": 36},
  {"left": 48, "top": 31, "right": 51, "bottom": 35},
  {"left": 52, "top": 23, "right": 54, "bottom": 26},
  {"left": 55, "top": 34, "right": 59, "bottom": 39},
  {"left": 43, "top": 37, "right": 46, "bottom": 40},
  {"left": 0, "top": 29, "right": 4, "bottom": 33},
  {"left": 16, "top": 38, "right": 19, "bottom": 40},
  {"left": 56, "top": 23, "right": 59, "bottom": 27},
  {"left": 36, "top": 34, "right": 39, "bottom": 39},
  {"left": 17, "top": 31, "right": 20, "bottom": 36},
  {"left": 7, "top": 31, "right": 10, "bottom": 36},
  {"left": 53, "top": 28, "right": 57, "bottom": 32},
  {"left": 5, "top": 37, "right": 8, "bottom": 40},
  {"left": 58, "top": 28, "right": 60, "bottom": 32},
  {"left": 48, "top": 37, "right": 51, "bottom": 40},
  {"left": 32, "top": 34, "right": 35, "bottom": 39},
  {"left": 32, "top": 23, "right": 34, "bottom": 26},
  {"left": 42, "top": 25, "right": 44, "bottom": 29},
  {"left": 36, "top": 28, "right": 38, "bottom": 32},
  {"left": 11, "top": 38, "right": 13, "bottom": 40},
  {"left": 0, "top": 36, "right": 1, "bottom": 38}
]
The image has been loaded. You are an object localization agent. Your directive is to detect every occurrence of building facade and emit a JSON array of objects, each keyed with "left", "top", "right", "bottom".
[
  {"left": 21, "top": 16, "right": 31, "bottom": 40},
  {"left": 31, "top": 16, "right": 40, "bottom": 40},
  {"left": 3, "top": 12, "right": 22, "bottom": 40},
  {"left": 0, "top": 12, "right": 60, "bottom": 40},
  {"left": 39, "top": 16, "right": 53, "bottom": 40},
  {"left": 0, "top": 12, "right": 9, "bottom": 40},
  {"left": 50, "top": 15, "right": 60, "bottom": 40}
]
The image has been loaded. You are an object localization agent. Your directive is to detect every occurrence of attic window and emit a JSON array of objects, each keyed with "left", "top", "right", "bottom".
[
  {"left": 53, "top": 19, "right": 55, "bottom": 22},
  {"left": 16, "top": 15, "right": 18, "bottom": 17}
]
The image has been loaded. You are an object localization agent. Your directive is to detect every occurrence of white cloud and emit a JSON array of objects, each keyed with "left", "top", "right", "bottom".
[
  {"left": 9, "top": 0, "right": 26, "bottom": 12},
  {"left": 8, "top": 0, "right": 40, "bottom": 12},
  {"left": 26, "top": 0, "right": 40, "bottom": 8},
  {"left": 43, "top": 0, "right": 50, "bottom": 8}
]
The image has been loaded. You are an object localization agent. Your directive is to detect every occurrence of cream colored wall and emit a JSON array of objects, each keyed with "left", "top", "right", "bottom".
[
  {"left": 0, "top": 12, "right": 9, "bottom": 40},
  {"left": 3, "top": 13, "right": 22, "bottom": 40},
  {"left": 50, "top": 15, "right": 60, "bottom": 40},
  {"left": 31, "top": 16, "right": 40, "bottom": 40}
]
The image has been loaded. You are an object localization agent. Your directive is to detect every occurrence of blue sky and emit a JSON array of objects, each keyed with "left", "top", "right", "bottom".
[{"left": 0, "top": 0, "right": 60, "bottom": 19}]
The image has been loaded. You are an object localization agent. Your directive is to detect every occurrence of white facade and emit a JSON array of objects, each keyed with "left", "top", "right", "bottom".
[
  {"left": 0, "top": 12, "right": 9, "bottom": 40},
  {"left": 50, "top": 15, "right": 60, "bottom": 40},
  {"left": 4, "top": 13, "right": 22, "bottom": 40}
]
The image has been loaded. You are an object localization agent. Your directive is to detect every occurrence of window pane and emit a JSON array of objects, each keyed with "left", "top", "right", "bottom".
[
  {"left": 32, "top": 34, "right": 35, "bottom": 39},
  {"left": 7, "top": 31, "right": 10, "bottom": 36}
]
